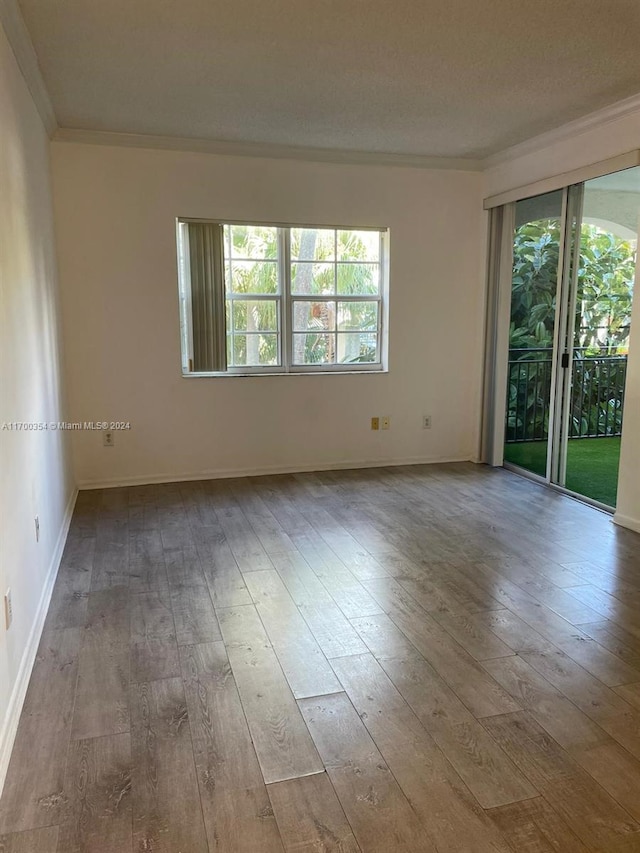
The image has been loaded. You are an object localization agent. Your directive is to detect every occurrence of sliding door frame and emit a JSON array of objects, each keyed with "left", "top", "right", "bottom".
[
  {"left": 551, "top": 184, "right": 583, "bottom": 487},
  {"left": 482, "top": 151, "right": 640, "bottom": 512},
  {"left": 480, "top": 204, "right": 515, "bottom": 467}
]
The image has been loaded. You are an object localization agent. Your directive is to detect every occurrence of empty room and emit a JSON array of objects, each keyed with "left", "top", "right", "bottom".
[{"left": 2, "top": 0, "right": 640, "bottom": 850}]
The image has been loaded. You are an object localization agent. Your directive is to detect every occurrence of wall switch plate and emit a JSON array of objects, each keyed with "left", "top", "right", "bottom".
[
  {"left": 103, "top": 431, "right": 114, "bottom": 447},
  {"left": 423, "top": 415, "right": 432, "bottom": 429},
  {"left": 4, "top": 589, "right": 12, "bottom": 630},
  {"left": 381, "top": 416, "right": 390, "bottom": 430},
  {"left": 371, "top": 417, "right": 380, "bottom": 430},
  {"left": 35, "top": 515, "right": 40, "bottom": 542}
]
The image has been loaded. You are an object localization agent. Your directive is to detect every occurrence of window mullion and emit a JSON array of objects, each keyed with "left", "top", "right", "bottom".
[
  {"left": 281, "top": 228, "right": 292, "bottom": 373},
  {"left": 333, "top": 232, "right": 338, "bottom": 365},
  {"left": 290, "top": 294, "right": 381, "bottom": 302}
]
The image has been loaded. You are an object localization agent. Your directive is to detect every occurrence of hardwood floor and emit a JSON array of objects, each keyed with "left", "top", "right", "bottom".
[{"left": 2, "top": 463, "right": 640, "bottom": 852}]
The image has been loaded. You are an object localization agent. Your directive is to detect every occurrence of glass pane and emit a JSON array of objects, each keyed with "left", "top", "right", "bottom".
[
  {"left": 290, "top": 228, "right": 335, "bottom": 261},
  {"left": 292, "top": 333, "right": 335, "bottom": 364},
  {"left": 291, "top": 262, "right": 335, "bottom": 295},
  {"left": 230, "top": 300, "right": 278, "bottom": 332},
  {"left": 337, "top": 301, "right": 378, "bottom": 332},
  {"left": 337, "top": 333, "right": 378, "bottom": 364},
  {"left": 503, "top": 190, "right": 563, "bottom": 477},
  {"left": 229, "top": 333, "right": 279, "bottom": 366},
  {"left": 337, "top": 263, "right": 379, "bottom": 295},
  {"left": 565, "top": 166, "right": 639, "bottom": 507},
  {"left": 228, "top": 260, "right": 278, "bottom": 294},
  {"left": 225, "top": 224, "right": 278, "bottom": 260},
  {"left": 338, "top": 230, "right": 381, "bottom": 262},
  {"left": 292, "top": 301, "right": 336, "bottom": 332}
]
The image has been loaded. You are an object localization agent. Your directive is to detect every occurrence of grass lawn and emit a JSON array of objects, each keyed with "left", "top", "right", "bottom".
[{"left": 504, "top": 437, "right": 621, "bottom": 507}]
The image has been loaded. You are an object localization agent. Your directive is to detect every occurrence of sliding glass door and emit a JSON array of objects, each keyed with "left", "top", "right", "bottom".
[
  {"left": 503, "top": 190, "right": 564, "bottom": 478},
  {"left": 501, "top": 166, "right": 639, "bottom": 509},
  {"left": 559, "top": 169, "right": 639, "bottom": 506}
]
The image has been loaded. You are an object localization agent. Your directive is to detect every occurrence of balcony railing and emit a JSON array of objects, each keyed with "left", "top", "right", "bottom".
[{"left": 506, "top": 348, "right": 627, "bottom": 443}]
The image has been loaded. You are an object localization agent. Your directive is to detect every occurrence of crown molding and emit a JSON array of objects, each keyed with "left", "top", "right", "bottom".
[
  {"left": 52, "top": 127, "right": 484, "bottom": 171},
  {"left": 0, "top": 0, "right": 56, "bottom": 135},
  {"left": 53, "top": 92, "right": 640, "bottom": 173},
  {"left": 484, "top": 92, "right": 640, "bottom": 170}
]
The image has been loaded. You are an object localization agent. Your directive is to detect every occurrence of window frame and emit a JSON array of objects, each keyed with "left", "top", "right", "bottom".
[{"left": 177, "top": 218, "right": 389, "bottom": 376}]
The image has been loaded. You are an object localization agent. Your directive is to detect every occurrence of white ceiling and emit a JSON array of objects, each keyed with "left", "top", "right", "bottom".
[{"left": 16, "top": 0, "right": 640, "bottom": 159}]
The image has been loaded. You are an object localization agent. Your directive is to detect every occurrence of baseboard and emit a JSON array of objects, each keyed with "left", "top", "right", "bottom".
[
  {"left": 0, "top": 486, "right": 78, "bottom": 797},
  {"left": 613, "top": 512, "right": 640, "bottom": 534},
  {"left": 76, "top": 454, "right": 475, "bottom": 490}
]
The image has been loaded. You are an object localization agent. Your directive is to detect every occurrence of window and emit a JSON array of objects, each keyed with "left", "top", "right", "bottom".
[{"left": 177, "top": 220, "right": 388, "bottom": 374}]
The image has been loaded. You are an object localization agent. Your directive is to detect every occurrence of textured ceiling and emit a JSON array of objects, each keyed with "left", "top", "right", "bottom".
[{"left": 17, "top": 0, "right": 640, "bottom": 158}]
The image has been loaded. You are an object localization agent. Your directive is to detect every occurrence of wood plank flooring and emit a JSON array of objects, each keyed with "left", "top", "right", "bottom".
[{"left": 1, "top": 463, "right": 640, "bottom": 852}]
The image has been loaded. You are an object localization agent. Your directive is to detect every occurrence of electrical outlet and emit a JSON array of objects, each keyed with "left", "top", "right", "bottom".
[
  {"left": 371, "top": 417, "right": 380, "bottom": 430},
  {"left": 423, "top": 415, "right": 432, "bottom": 429},
  {"left": 34, "top": 515, "right": 40, "bottom": 542},
  {"left": 381, "top": 416, "right": 390, "bottom": 430},
  {"left": 4, "top": 589, "right": 12, "bottom": 630},
  {"left": 103, "top": 430, "right": 114, "bottom": 447}
]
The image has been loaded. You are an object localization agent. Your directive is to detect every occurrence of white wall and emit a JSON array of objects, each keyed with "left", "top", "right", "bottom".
[
  {"left": 484, "top": 105, "right": 640, "bottom": 532},
  {"left": 0, "top": 25, "right": 74, "bottom": 788},
  {"left": 50, "top": 142, "right": 486, "bottom": 487}
]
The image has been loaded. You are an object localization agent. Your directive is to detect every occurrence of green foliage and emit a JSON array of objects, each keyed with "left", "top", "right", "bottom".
[
  {"left": 507, "top": 219, "right": 635, "bottom": 442},
  {"left": 506, "top": 359, "right": 552, "bottom": 441},
  {"left": 570, "top": 357, "right": 626, "bottom": 436},
  {"left": 225, "top": 226, "right": 380, "bottom": 366},
  {"left": 225, "top": 225, "right": 280, "bottom": 366},
  {"left": 576, "top": 227, "right": 635, "bottom": 353},
  {"left": 510, "top": 220, "right": 560, "bottom": 350},
  {"left": 509, "top": 220, "right": 635, "bottom": 353}
]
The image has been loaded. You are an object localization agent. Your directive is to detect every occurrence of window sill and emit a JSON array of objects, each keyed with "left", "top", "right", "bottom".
[{"left": 181, "top": 368, "right": 388, "bottom": 378}]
